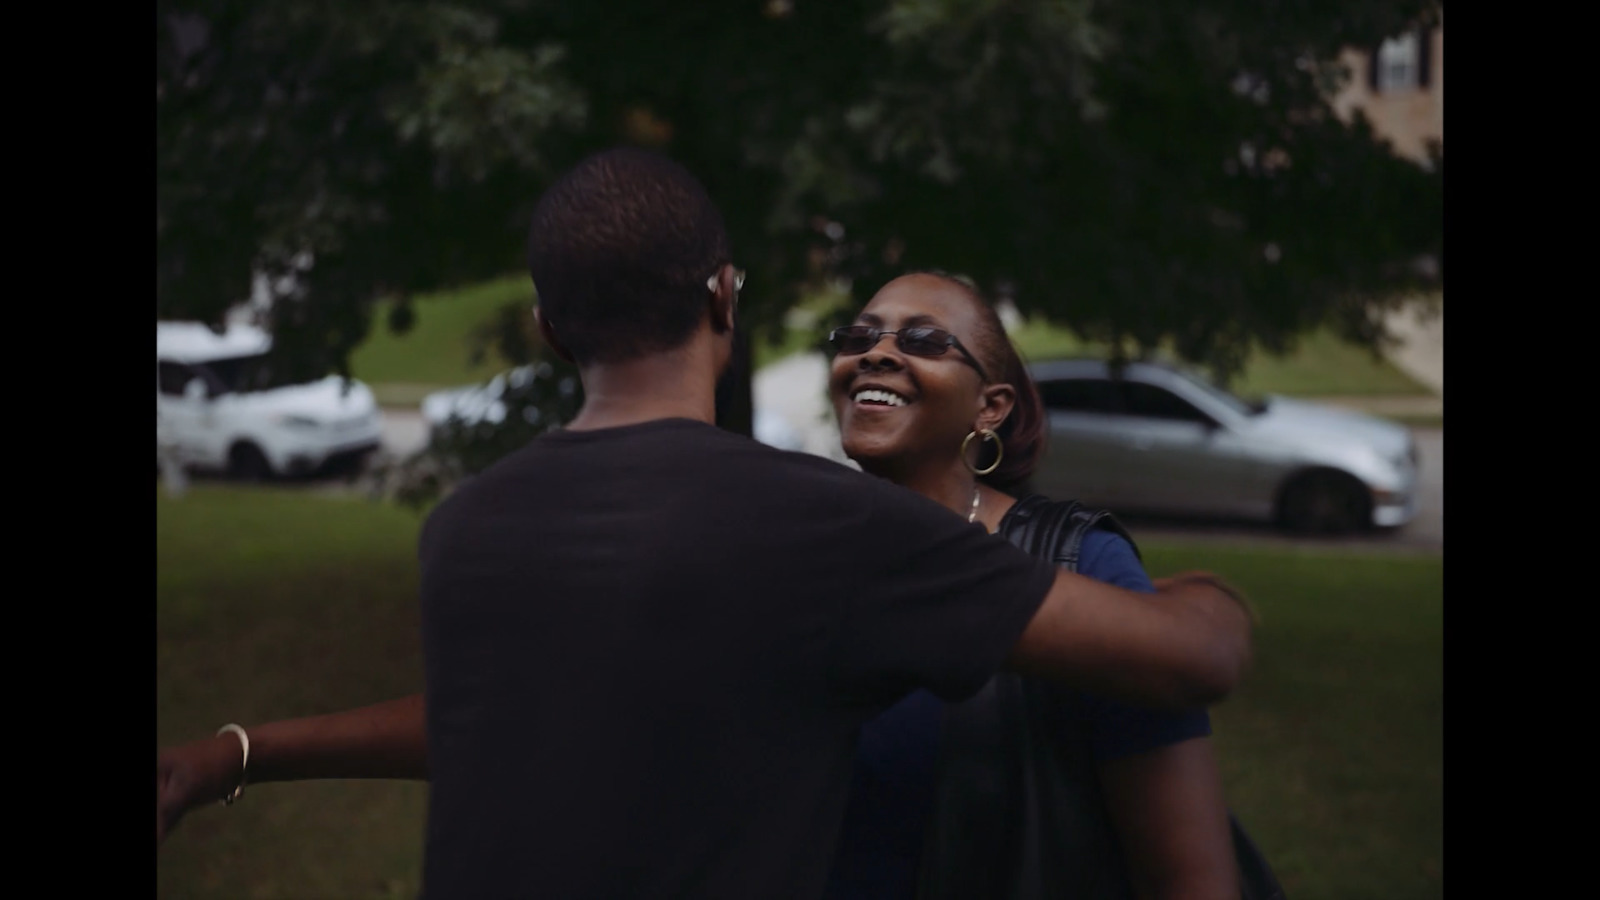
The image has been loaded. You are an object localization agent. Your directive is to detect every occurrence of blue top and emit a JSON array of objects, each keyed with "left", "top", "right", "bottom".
[{"left": 823, "top": 528, "right": 1214, "bottom": 900}]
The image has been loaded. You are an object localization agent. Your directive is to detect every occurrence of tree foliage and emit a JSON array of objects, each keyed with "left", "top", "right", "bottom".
[{"left": 157, "top": 0, "right": 1443, "bottom": 499}]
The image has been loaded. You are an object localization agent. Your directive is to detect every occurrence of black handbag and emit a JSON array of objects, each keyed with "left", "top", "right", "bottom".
[{"left": 915, "top": 494, "right": 1285, "bottom": 900}]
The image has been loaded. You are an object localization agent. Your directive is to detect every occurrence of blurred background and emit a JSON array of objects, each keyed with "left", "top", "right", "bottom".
[{"left": 157, "top": 2, "right": 1442, "bottom": 897}]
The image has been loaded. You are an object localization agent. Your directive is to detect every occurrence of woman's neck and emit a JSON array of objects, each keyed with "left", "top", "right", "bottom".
[{"left": 870, "top": 459, "right": 1019, "bottom": 534}]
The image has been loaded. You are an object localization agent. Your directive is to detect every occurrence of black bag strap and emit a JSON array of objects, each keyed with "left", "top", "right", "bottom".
[
  {"left": 996, "top": 495, "right": 1288, "bottom": 900},
  {"left": 999, "top": 493, "right": 1141, "bottom": 574}
]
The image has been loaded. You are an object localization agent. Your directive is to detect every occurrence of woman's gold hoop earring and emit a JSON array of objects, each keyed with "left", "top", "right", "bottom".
[{"left": 961, "top": 428, "right": 1003, "bottom": 476}]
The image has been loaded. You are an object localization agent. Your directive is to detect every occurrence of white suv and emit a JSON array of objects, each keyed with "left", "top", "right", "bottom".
[{"left": 156, "top": 322, "right": 384, "bottom": 479}]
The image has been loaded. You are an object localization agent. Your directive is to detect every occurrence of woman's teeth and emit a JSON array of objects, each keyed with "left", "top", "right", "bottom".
[{"left": 854, "top": 389, "right": 908, "bottom": 407}]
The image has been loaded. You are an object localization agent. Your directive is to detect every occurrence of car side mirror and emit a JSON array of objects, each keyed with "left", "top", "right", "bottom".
[{"left": 184, "top": 379, "right": 209, "bottom": 402}]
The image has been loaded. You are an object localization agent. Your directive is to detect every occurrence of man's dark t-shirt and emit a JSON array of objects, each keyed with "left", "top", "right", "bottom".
[{"left": 417, "top": 418, "right": 1059, "bottom": 899}]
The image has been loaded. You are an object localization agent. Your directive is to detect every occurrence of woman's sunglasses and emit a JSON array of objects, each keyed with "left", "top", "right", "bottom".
[{"left": 828, "top": 325, "right": 989, "bottom": 382}]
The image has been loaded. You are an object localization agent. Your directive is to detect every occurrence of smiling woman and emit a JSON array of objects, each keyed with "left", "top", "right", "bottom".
[
  {"left": 820, "top": 271, "right": 1252, "bottom": 900},
  {"left": 828, "top": 273, "right": 1045, "bottom": 510}
]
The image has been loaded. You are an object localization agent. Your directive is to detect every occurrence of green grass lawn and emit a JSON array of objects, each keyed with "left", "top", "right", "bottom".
[
  {"left": 157, "top": 487, "right": 430, "bottom": 900},
  {"left": 157, "top": 488, "right": 1441, "bottom": 900},
  {"left": 753, "top": 320, "right": 828, "bottom": 372},
  {"left": 348, "top": 276, "right": 1433, "bottom": 407},
  {"left": 1139, "top": 541, "right": 1443, "bottom": 899},
  {"left": 349, "top": 276, "right": 535, "bottom": 405}
]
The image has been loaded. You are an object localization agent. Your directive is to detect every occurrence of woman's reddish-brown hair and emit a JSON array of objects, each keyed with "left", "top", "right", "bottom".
[{"left": 912, "top": 271, "right": 1047, "bottom": 495}]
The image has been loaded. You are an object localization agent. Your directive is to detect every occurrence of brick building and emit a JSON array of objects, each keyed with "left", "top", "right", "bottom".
[{"left": 1332, "top": 17, "right": 1444, "bottom": 164}]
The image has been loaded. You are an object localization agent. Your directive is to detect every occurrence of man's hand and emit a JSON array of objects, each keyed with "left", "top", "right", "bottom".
[
  {"left": 1152, "top": 571, "right": 1257, "bottom": 625},
  {"left": 157, "top": 736, "right": 243, "bottom": 848},
  {"left": 1010, "top": 569, "right": 1255, "bottom": 709}
]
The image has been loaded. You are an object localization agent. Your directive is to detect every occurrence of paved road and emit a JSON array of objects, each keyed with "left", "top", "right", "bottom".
[{"left": 379, "top": 408, "right": 430, "bottom": 460}]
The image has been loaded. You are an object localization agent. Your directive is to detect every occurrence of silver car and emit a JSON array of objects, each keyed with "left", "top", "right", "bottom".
[{"left": 1028, "top": 359, "right": 1420, "bottom": 534}]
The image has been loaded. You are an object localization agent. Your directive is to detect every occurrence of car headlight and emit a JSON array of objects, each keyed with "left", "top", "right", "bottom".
[{"left": 278, "top": 414, "right": 321, "bottom": 429}]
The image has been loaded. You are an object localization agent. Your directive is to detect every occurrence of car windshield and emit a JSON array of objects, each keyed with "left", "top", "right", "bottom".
[
  {"left": 193, "top": 353, "right": 302, "bottom": 394},
  {"left": 1166, "top": 363, "right": 1268, "bottom": 417}
]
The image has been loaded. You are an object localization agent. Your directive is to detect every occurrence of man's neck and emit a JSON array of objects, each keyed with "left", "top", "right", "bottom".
[{"left": 565, "top": 344, "right": 719, "bottom": 432}]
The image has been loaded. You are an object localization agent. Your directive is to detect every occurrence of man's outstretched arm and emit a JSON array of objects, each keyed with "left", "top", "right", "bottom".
[{"left": 156, "top": 694, "right": 426, "bottom": 846}]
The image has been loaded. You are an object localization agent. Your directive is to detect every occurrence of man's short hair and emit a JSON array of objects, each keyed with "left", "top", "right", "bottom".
[{"left": 527, "top": 147, "right": 731, "bottom": 365}]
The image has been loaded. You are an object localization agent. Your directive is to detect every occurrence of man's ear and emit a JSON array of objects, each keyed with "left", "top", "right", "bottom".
[
  {"left": 708, "top": 264, "right": 736, "bottom": 335},
  {"left": 975, "top": 382, "right": 1017, "bottom": 434},
  {"left": 534, "top": 307, "right": 576, "bottom": 364}
]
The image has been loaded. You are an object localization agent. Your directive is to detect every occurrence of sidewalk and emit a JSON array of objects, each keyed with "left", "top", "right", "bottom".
[
  {"left": 1383, "top": 302, "right": 1443, "bottom": 398},
  {"left": 1317, "top": 394, "right": 1442, "bottom": 418},
  {"left": 1326, "top": 299, "right": 1442, "bottom": 421}
]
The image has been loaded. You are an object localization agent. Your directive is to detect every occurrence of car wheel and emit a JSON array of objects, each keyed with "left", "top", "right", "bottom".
[
  {"left": 228, "top": 443, "right": 274, "bottom": 483},
  {"left": 1278, "top": 470, "right": 1371, "bottom": 535}
]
